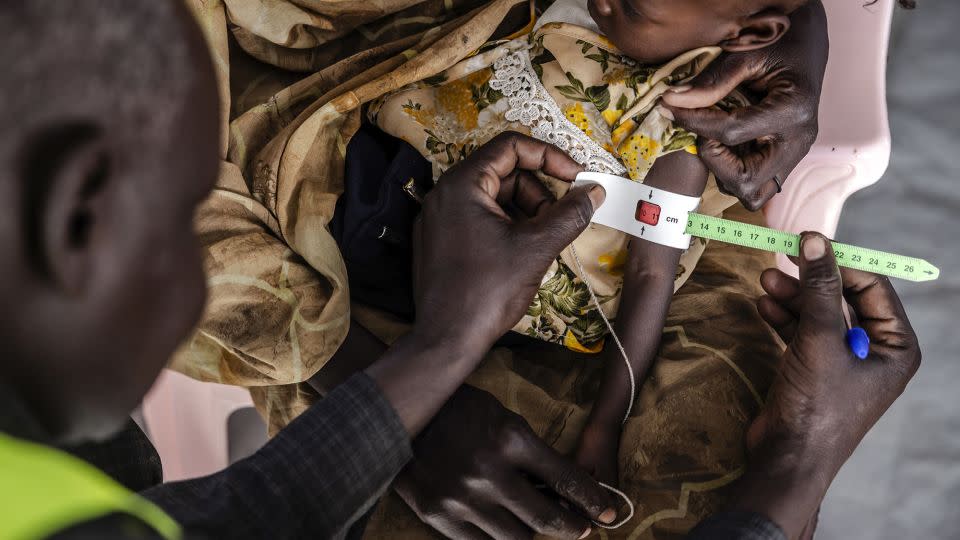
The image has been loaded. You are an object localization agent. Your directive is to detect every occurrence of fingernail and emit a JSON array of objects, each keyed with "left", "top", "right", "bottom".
[
  {"left": 802, "top": 235, "right": 827, "bottom": 261},
  {"left": 588, "top": 184, "right": 606, "bottom": 210},
  {"left": 669, "top": 84, "right": 692, "bottom": 93},
  {"left": 580, "top": 526, "right": 592, "bottom": 539},
  {"left": 659, "top": 107, "right": 675, "bottom": 121},
  {"left": 599, "top": 508, "right": 617, "bottom": 524}
]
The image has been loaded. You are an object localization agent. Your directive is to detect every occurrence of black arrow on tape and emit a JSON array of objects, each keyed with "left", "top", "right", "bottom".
[
  {"left": 925, "top": 270, "right": 934, "bottom": 275},
  {"left": 648, "top": 190, "right": 653, "bottom": 199},
  {"left": 640, "top": 226, "right": 646, "bottom": 235}
]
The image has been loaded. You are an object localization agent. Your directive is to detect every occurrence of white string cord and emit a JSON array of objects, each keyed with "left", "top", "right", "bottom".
[
  {"left": 597, "top": 482, "right": 635, "bottom": 530},
  {"left": 569, "top": 243, "right": 637, "bottom": 529},
  {"left": 569, "top": 244, "right": 636, "bottom": 425}
]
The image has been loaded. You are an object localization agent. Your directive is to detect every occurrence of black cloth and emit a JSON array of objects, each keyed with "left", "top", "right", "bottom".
[
  {"left": 1, "top": 373, "right": 413, "bottom": 539},
  {"left": 332, "top": 122, "right": 433, "bottom": 320},
  {"left": 63, "top": 418, "right": 162, "bottom": 493}
]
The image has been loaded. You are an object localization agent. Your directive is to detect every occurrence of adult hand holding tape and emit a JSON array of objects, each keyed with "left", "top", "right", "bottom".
[{"left": 722, "top": 233, "right": 923, "bottom": 539}]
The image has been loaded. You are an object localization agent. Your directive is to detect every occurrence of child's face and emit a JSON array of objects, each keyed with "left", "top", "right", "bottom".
[{"left": 588, "top": 0, "right": 740, "bottom": 64}]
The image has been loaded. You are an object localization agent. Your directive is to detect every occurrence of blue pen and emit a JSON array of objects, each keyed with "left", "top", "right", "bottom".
[
  {"left": 846, "top": 327, "right": 870, "bottom": 360},
  {"left": 842, "top": 302, "right": 870, "bottom": 360}
]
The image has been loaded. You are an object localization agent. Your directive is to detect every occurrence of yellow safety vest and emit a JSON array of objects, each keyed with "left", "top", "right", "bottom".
[{"left": 0, "top": 432, "right": 181, "bottom": 540}]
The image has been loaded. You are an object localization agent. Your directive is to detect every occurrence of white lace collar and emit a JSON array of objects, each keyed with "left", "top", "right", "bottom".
[{"left": 489, "top": 45, "right": 627, "bottom": 176}]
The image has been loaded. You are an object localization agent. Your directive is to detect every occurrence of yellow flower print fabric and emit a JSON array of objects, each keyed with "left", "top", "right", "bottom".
[{"left": 370, "top": 22, "right": 744, "bottom": 352}]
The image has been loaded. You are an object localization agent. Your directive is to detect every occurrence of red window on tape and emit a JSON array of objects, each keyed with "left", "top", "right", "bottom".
[{"left": 636, "top": 201, "right": 660, "bottom": 226}]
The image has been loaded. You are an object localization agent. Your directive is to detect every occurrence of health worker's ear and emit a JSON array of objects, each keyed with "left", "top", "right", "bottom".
[{"left": 20, "top": 122, "right": 115, "bottom": 297}]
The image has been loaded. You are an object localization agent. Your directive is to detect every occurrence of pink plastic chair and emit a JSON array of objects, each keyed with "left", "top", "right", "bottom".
[
  {"left": 142, "top": 0, "right": 895, "bottom": 481},
  {"left": 764, "top": 0, "right": 893, "bottom": 274},
  {"left": 142, "top": 370, "right": 258, "bottom": 481}
]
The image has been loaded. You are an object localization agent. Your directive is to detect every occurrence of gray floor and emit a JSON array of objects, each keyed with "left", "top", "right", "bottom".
[{"left": 819, "top": 2, "right": 960, "bottom": 539}]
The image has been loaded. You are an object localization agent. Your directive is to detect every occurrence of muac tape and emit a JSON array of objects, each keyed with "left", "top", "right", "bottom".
[{"left": 572, "top": 172, "right": 939, "bottom": 282}]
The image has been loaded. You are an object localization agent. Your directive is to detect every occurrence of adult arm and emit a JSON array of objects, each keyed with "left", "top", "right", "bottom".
[
  {"left": 663, "top": 0, "right": 828, "bottom": 210},
  {"left": 688, "top": 233, "right": 921, "bottom": 539}
]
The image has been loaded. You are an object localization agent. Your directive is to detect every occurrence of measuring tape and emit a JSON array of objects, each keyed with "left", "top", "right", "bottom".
[
  {"left": 685, "top": 213, "right": 939, "bottom": 282},
  {"left": 573, "top": 172, "right": 940, "bottom": 282}
]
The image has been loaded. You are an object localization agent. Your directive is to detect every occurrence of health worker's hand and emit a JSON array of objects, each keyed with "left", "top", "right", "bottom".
[
  {"left": 663, "top": 0, "right": 828, "bottom": 210},
  {"left": 410, "top": 132, "right": 605, "bottom": 355},
  {"left": 729, "top": 232, "right": 921, "bottom": 537}
]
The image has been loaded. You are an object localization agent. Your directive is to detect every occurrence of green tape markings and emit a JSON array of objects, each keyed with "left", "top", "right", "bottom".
[{"left": 685, "top": 213, "right": 939, "bottom": 282}]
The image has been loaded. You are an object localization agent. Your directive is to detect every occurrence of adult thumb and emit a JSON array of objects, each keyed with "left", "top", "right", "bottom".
[
  {"left": 796, "top": 232, "right": 845, "bottom": 330},
  {"left": 526, "top": 184, "right": 604, "bottom": 260}
]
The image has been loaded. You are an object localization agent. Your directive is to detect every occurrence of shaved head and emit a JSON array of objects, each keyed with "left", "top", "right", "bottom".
[
  {"left": 1, "top": 1, "right": 197, "bottom": 163},
  {"left": 1, "top": 0, "right": 208, "bottom": 269}
]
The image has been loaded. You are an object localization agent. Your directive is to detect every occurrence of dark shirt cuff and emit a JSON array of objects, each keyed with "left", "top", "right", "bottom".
[
  {"left": 145, "top": 372, "right": 412, "bottom": 539},
  {"left": 315, "top": 371, "right": 414, "bottom": 494},
  {"left": 687, "top": 511, "right": 787, "bottom": 540}
]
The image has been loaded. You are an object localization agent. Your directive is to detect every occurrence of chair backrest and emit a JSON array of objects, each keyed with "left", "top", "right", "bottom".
[
  {"left": 141, "top": 370, "right": 259, "bottom": 481},
  {"left": 764, "top": 0, "right": 893, "bottom": 273}
]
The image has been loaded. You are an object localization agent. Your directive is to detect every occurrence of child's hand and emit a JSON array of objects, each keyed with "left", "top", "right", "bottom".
[{"left": 574, "top": 422, "right": 621, "bottom": 488}]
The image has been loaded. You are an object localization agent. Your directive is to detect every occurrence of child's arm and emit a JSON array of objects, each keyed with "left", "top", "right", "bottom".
[{"left": 575, "top": 150, "right": 709, "bottom": 485}]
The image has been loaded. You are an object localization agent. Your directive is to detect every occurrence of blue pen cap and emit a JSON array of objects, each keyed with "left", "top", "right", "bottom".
[{"left": 846, "top": 327, "right": 871, "bottom": 360}]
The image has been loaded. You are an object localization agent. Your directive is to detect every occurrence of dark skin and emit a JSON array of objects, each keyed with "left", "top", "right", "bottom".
[
  {"left": 584, "top": 0, "right": 828, "bottom": 533},
  {"left": 396, "top": 386, "right": 618, "bottom": 540},
  {"left": 5, "top": 3, "right": 897, "bottom": 540},
  {"left": 588, "top": 0, "right": 796, "bottom": 65},
  {"left": 314, "top": 229, "right": 921, "bottom": 540},
  {"left": 311, "top": 135, "right": 625, "bottom": 539},
  {"left": 369, "top": 133, "right": 611, "bottom": 436},
  {"left": 311, "top": 151, "right": 711, "bottom": 523},
  {"left": 663, "top": 0, "right": 829, "bottom": 210},
  {"left": 587, "top": 1, "right": 830, "bottom": 211},
  {"left": 730, "top": 234, "right": 921, "bottom": 539},
  {"left": 574, "top": 150, "right": 708, "bottom": 485},
  {"left": 591, "top": 0, "right": 827, "bottom": 213}
]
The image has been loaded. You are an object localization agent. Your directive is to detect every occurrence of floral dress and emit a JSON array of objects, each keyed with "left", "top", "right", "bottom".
[{"left": 369, "top": 22, "right": 746, "bottom": 352}]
